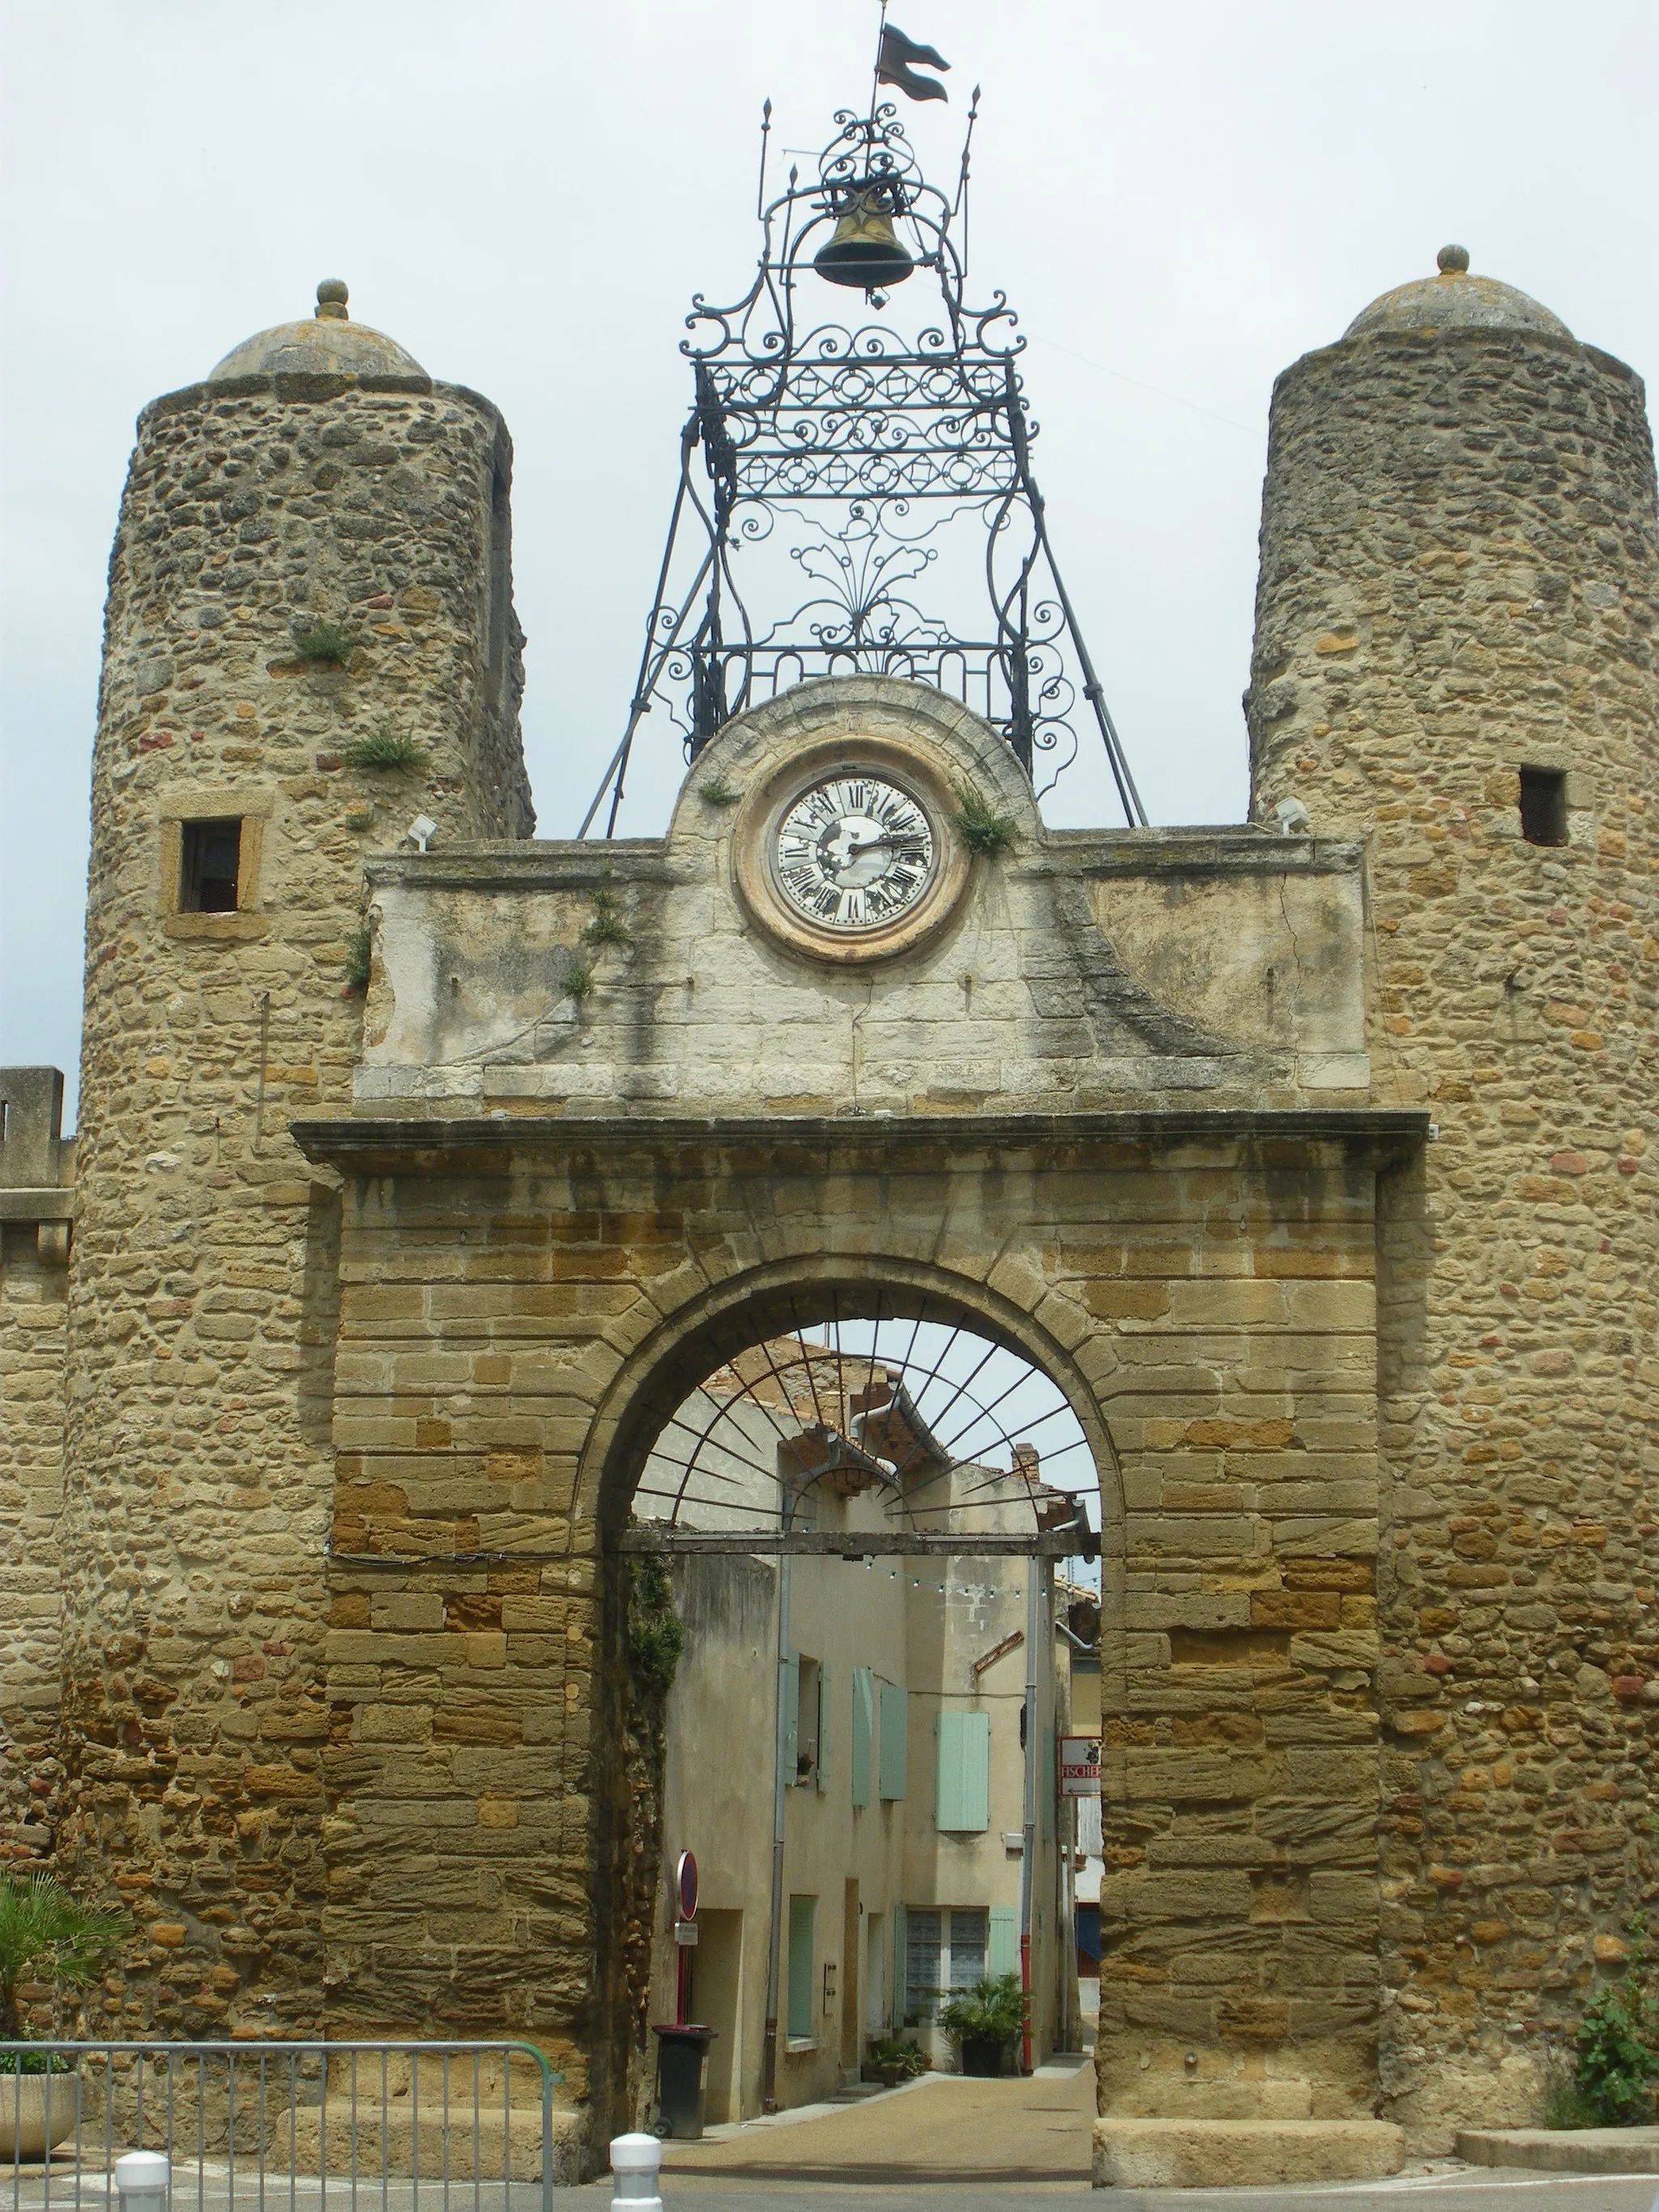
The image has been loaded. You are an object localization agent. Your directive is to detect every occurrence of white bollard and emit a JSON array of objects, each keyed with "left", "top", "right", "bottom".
[
  {"left": 114, "top": 2151, "right": 170, "bottom": 2212},
  {"left": 610, "top": 2130, "right": 664, "bottom": 2212}
]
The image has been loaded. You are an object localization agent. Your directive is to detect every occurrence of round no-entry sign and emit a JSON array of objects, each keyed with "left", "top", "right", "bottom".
[{"left": 676, "top": 1850, "right": 698, "bottom": 1920}]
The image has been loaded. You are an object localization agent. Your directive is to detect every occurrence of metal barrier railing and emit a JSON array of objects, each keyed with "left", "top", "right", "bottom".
[{"left": 2, "top": 2039, "right": 568, "bottom": 2210}]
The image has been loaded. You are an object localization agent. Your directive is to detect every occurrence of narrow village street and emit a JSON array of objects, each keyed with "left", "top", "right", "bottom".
[{"left": 661, "top": 2056, "right": 1096, "bottom": 2183}]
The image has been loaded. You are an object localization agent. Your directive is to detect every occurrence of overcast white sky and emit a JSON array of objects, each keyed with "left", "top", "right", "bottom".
[{"left": 3, "top": 0, "right": 1656, "bottom": 1124}]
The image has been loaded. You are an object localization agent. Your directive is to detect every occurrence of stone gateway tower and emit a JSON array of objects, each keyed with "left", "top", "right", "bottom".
[
  {"left": 2, "top": 208, "right": 1655, "bottom": 2189},
  {"left": 52, "top": 284, "right": 532, "bottom": 2031},
  {"left": 1247, "top": 248, "right": 1659, "bottom": 2142}
]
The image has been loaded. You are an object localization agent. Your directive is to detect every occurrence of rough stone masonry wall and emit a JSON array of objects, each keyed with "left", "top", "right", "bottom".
[
  {"left": 0, "top": 1222, "right": 70, "bottom": 1868},
  {"left": 54, "top": 364, "right": 531, "bottom": 2036},
  {"left": 1247, "top": 322, "right": 1659, "bottom": 2143},
  {"left": 292, "top": 1116, "right": 1407, "bottom": 2145}
]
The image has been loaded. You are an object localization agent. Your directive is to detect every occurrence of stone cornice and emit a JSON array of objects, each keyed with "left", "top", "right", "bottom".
[{"left": 292, "top": 1105, "right": 1428, "bottom": 1170}]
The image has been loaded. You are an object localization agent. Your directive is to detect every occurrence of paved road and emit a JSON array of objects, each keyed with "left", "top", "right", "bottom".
[{"left": 661, "top": 2061, "right": 1094, "bottom": 2184}]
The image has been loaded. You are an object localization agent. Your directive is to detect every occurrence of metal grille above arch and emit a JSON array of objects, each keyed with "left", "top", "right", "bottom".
[{"left": 595, "top": 1276, "right": 1116, "bottom": 1568}]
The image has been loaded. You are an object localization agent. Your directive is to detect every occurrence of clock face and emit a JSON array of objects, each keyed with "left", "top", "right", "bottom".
[{"left": 773, "top": 774, "right": 936, "bottom": 933}]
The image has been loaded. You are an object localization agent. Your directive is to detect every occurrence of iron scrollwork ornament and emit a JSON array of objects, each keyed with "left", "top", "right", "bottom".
[{"left": 582, "top": 92, "right": 1145, "bottom": 836}]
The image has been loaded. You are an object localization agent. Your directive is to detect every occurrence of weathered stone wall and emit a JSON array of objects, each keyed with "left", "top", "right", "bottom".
[
  {"left": 0, "top": 1225, "right": 69, "bottom": 1860},
  {"left": 1247, "top": 319, "right": 1659, "bottom": 2142},
  {"left": 355, "top": 680, "right": 1369, "bottom": 1117},
  {"left": 54, "top": 364, "right": 531, "bottom": 2035},
  {"left": 292, "top": 1110, "right": 1414, "bottom": 2147},
  {"left": 0, "top": 1069, "right": 75, "bottom": 1872}
]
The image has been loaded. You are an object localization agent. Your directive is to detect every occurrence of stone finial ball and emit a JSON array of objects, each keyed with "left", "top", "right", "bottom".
[
  {"left": 1437, "top": 244, "right": 1470, "bottom": 274},
  {"left": 315, "top": 279, "right": 350, "bottom": 321}
]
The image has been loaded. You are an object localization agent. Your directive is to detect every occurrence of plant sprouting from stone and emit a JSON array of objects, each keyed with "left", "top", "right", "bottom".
[
  {"left": 343, "top": 804, "right": 375, "bottom": 832},
  {"left": 698, "top": 777, "right": 740, "bottom": 807},
  {"left": 565, "top": 960, "right": 594, "bottom": 1002},
  {"left": 343, "top": 927, "right": 373, "bottom": 995},
  {"left": 951, "top": 781, "right": 1017, "bottom": 858},
  {"left": 627, "top": 1556, "right": 684, "bottom": 1698},
  {"left": 0, "top": 1873, "right": 128, "bottom": 2039},
  {"left": 292, "top": 619, "right": 352, "bottom": 665},
  {"left": 343, "top": 724, "right": 424, "bottom": 771},
  {"left": 1559, "top": 1920, "right": 1659, "bottom": 2127},
  {"left": 584, "top": 882, "right": 630, "bottom": 948}
]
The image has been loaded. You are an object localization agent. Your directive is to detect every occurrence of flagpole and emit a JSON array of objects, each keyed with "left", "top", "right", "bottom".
[{"left": 868, "top": 0, "right": 889, "bottom": 126}]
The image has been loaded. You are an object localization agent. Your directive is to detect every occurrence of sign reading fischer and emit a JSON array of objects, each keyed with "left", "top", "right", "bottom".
[{"left": 1060, "top": 1736, "right": 1101, "bottom": 1797}]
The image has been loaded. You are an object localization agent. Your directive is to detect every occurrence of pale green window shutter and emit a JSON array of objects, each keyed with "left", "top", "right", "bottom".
[
  {"left": 878, "top": 1682, "right": 908, "bottom": 1801},
  {"left": 787, "top": 1894, "right": 816, "bottom": 2040},
  {"left": 815, "top": 1658, "right": 830, "bottom": 1792},
  {"left": 892, "top": 1901, "right": 906, "bottom": 2021},
  {"left": 935, "top": 1709, "right": 991, "bottom": 1831},
  {"left": 851, "top": 1667, "right": 873, "bottom": 1808},
  {"left": 783, "top": 1652, "right": 800, "bottom": 1786},
  {"left": 987, "top": 1905, "right": 1018, "bottom": 1977}
]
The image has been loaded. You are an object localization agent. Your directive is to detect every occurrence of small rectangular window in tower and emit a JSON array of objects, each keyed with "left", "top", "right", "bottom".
[
  {"left": 179, "top": 818, "right": 243, "bottom": 912},
  {"left": 1519, "top": 768, "right": 1567, "bottom": 847}
]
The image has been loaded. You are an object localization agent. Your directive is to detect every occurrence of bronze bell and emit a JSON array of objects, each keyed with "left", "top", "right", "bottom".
[{"left": 813, "top": 189, "right": 915, "bottom": 290}]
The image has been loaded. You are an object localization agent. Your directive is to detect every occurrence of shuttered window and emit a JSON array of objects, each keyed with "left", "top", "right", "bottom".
[
  {"left": 851, "top": 1667, "right": 873, "bottom": 1808},
  {"left": 783, "top": 1652, "right": 800, "bottom": 1783},
  {"left": 935, "top": 1709, "right": 991, "bottom": 1831},
  {"left": 787, "top": 1894, "right": 817, "bottom": 2040},
  {"left": 987, "top": 1905, "right": 1018, "bottom": 1977},
  {"left": 878, "top": 1682, "right": 908, "bottom": 1801}
]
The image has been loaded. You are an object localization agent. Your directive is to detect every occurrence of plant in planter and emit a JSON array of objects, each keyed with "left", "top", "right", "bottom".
[
  {"left": 936, "top": 1972, "right": 1028, "bottom": 2078},
  {"left": 862, "top": 2035, "right": 927, "bottom": 2087},
  {"left": 0, "top": 1874, "right": 127, "bottom": 2159}
]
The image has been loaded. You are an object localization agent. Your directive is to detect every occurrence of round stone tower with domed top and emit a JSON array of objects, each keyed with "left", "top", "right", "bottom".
[
  {"left": 53, "top": 283, "right": 532, "bottom": 2035},
  {"left": 1247, "top": 247, "right": 1659, "bottom": 2142}
]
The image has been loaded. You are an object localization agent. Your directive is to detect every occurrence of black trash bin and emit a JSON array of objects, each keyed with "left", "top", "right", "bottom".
[{"left": 651, "top": 2023, "right": 718, "bottom": 2140}]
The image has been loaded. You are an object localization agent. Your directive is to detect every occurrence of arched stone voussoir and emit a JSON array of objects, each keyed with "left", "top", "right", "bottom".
[{"left": 571, "top": 1249, "right": 1123, "bottom": 1543}]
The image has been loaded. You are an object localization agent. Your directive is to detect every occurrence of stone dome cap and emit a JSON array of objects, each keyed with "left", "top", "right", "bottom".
[
  {"left": 207, "top": 279, "right": 427, "bottom": 381},
  {"left": 1344, "top": 245, "right": 1573, "bottom": 341}
]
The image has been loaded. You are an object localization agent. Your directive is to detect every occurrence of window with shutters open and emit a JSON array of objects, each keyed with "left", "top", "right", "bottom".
[
  {"left": 987, "top": 1905, "right": 1018, "bottom": 1977},
  {"left": 789, "top": 1654, "right": 825, "bottom": 1787},
  {"left": 878, "top": 1681, "right": 908, "bottom": 1801},
  {"left": 935, "top": 1709, "right": 990, "bottom": 1831},
  {"left": 851, "top": 1667, "right": 873, "bottom": 1808}
]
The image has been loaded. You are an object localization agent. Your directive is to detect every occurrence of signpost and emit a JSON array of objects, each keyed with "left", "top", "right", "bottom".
[
  {"left": 1059, "top": 1736, "right": 1101, "bottom": 1797},
  {"left": 673, "top": 1851, "right": 699, "bottom": 2020}
]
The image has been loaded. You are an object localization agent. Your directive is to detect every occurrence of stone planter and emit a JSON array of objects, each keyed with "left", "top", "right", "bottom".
[{"left": 0, "top": 2073, "right": 81, "bottom": 2162}]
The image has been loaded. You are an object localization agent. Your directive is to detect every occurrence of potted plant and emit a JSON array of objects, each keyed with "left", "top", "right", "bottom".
[
  {"left": 0, "top": 1873, "right": 127, "bottom": 2161},
  {"left": 936, "top": 1972, "right": 1028, "bottom": 2078},
  {"left": 861, "top": 2035, "right": 927, "bottom": 2088}
]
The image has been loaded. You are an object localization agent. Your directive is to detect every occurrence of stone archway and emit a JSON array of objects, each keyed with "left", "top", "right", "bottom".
[
  {"left": 303, "top": 1108, "right": 1398, "bottom": 2166},
  {"left": 582, "top": 1258, "right": 1124, "bottom": 2132},
  {"left": 579, "top": 1254, "right": 1126, "bottom": 1549}
]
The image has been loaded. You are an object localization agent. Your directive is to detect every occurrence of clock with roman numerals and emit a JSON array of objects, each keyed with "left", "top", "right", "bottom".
[
  {"left": 731, "top": 735, "right": 970, "bottom": 966},
  {"left": 773, "top": 774, "right": 936, "bottom": 933}
]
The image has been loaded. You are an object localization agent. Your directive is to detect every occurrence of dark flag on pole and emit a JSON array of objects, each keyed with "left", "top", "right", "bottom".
[{"left": 877, "top": 24, "right": 950, "bottom": 102}]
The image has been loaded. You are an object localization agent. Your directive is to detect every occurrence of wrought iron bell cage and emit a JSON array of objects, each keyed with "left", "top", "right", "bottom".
[{"left": 582, "top": 94, "right": 1146, "bottom": 837}]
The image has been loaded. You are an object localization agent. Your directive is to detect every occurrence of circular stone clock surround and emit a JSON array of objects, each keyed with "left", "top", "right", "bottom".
[{"left": 731, "top": 731, "right": 972, "bottom": 966}]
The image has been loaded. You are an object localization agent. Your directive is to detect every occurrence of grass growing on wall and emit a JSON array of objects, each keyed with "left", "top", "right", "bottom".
[
  {"left": 343, "top": 726, "right": 424, "bottom": 770},
  {"left": 292, "top": 620, "right": 352, "bottom": 664},
  {"left": 951, "top": 781, "right": 1017, "bottom": 857}
]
